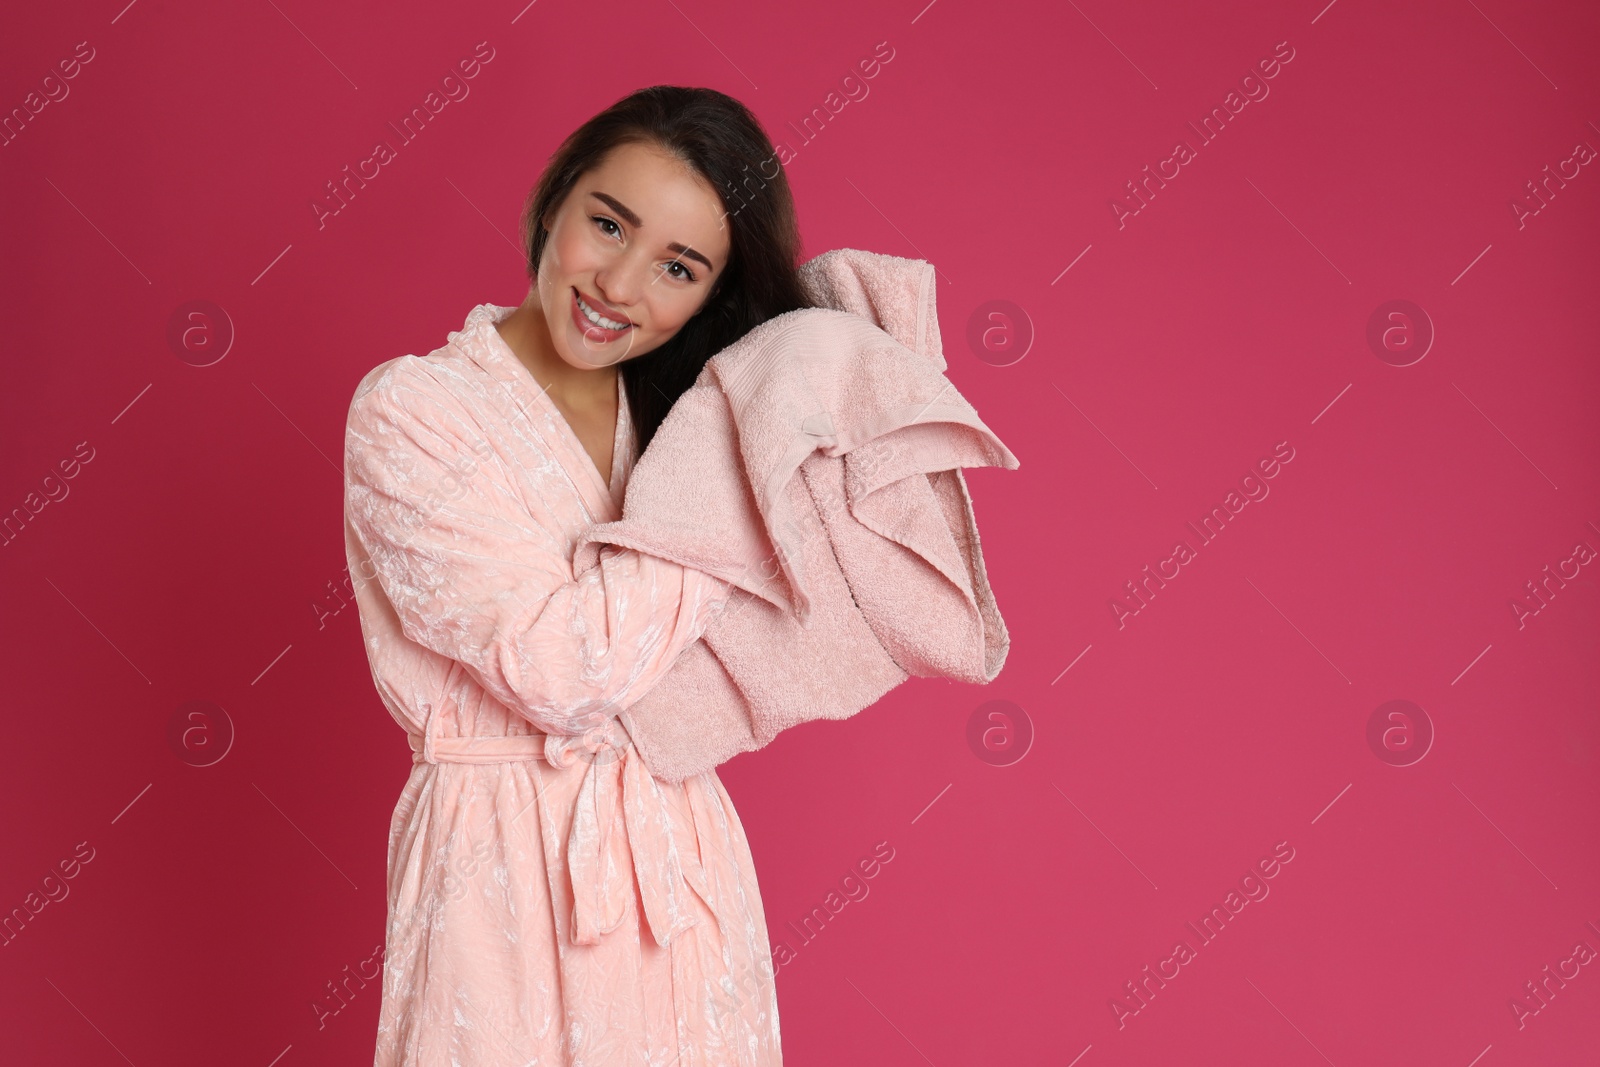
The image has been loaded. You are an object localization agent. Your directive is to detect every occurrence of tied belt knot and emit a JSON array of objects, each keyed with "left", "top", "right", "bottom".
[{"left": 408, "top": 714, "right": 705, "bottom": 949}]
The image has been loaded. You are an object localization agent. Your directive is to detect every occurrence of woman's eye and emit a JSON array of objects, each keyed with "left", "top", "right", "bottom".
[
  {"left": 664, "top": 260, "right": 697, "bottom": 282},
  {"left": 592, "top": 215, "right": 621, "bottom": 238}
]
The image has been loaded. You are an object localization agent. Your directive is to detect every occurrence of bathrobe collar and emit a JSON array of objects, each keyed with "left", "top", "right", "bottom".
[{"left": 447, "top": 302, "right": 633, "bottom": 521}]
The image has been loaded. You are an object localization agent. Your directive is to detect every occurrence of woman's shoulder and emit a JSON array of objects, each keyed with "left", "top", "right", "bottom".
[
  {"left": 347, "top": 309, "right": 503, "bottom": 433},
  {"left": 351, "top": 352, "right": 436, "bottom": 411},
  {"left": 343, "top": 351, "right": 509, "bottom": 504},
  {"left": 347, "top": 354, "right": 460, "bottom": 435}
]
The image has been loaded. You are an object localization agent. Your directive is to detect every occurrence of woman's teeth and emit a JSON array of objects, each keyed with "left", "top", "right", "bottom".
[{"left": 577, "top": 293, "right": 630, "bottom": 331}]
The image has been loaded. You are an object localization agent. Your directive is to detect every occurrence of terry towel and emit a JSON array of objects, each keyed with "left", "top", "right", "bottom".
[{"left": 572, "top": 248, "right": 1021, "bottom": 782}]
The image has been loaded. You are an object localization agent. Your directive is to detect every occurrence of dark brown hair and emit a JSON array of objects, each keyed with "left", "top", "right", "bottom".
[{"left": 518, "top": 86, "right": 815, "bottom": 452}]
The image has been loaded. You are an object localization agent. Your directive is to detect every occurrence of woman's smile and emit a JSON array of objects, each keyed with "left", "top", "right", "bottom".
[{"left": 570, "top": 286, "right": 635, "bottom": 342}]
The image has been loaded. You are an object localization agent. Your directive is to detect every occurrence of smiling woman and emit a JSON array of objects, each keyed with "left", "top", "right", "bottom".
[
  {"left": 504, "top": 95, "right": 815, "bottom": 460},
  {"left": 343, "top": 86, "right": 815, "bottom": 1066},
  {"left": 492, "top": 140, "right": 739, "bottom": 483}
]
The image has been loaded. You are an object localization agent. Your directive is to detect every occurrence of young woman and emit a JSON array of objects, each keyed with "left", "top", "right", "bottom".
[{"left": 342, "top": 87, "right": 814, "bottom": 1065}]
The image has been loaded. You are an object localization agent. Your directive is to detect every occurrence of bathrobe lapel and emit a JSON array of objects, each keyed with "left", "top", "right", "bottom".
[{"left": 454, "top": 303, "right": 632, "bottom": 525}]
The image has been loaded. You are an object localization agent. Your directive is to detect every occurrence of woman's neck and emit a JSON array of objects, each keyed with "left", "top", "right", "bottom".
[{"left": 495, "top": 295, "right": 617, "bottom": 412}]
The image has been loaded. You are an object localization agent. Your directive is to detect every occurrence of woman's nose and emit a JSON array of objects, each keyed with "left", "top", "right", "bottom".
[{"left": 593, "top": 252, "right": 650, "bottom": 310}]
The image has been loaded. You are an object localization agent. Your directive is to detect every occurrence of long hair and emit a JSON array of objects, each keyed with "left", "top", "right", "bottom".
[{"left": 518, "top": 86, "right": 815, "bottom": 453}]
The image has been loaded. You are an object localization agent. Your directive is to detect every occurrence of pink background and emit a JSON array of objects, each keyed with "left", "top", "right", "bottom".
[{"left": 3, "top": 0, "right": 1597, "bottom": 1064}]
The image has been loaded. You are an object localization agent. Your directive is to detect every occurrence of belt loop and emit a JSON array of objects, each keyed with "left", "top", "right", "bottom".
[{"left": 421, "top": 661, "right": 466, "bottom": 764}]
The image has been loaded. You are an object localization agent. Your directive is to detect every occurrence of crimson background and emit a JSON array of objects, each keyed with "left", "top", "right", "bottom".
[{"left": 2, "top": 1, "right": 1597, "bottom": 1064}]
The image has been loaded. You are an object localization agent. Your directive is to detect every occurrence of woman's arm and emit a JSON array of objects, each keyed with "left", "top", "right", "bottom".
[{"left": 343, "top": 363, "right": 732, "bottom": 737}]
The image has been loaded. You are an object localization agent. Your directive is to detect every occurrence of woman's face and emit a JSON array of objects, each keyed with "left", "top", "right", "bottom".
[{"left": 536, "top": 140, "right": 733, "bottom": 369}]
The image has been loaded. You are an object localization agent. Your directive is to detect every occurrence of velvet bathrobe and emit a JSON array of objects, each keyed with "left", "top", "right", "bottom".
[{"left": 342, "top": 250, "right": 1015, "bottom": 1066}]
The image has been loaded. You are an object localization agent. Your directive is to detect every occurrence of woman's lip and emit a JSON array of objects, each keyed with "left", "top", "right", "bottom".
[
  {"left": 570, "top": 288, "right": 634, "bottom": 340},
  {"left": 575, "top": 287, "right": 633, "bottom": 325}
]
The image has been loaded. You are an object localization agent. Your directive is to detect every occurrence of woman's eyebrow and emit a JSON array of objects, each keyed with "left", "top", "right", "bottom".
[
  {"left": 591, "top": 191, "right": 715, "bottom": 273},
  {"left": 592, "top": 191, "right": 641, "bottom": 227},
  {"left": 666, "top": 242, "right": 714, "bottom": 272}
]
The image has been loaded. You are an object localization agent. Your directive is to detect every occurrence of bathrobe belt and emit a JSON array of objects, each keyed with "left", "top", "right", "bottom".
[{"left": 407, "top": 719, "right": 709, "bottom": 950}]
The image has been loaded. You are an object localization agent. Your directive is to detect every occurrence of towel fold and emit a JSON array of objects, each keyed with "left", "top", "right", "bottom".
[{"left": 572, "top": 248, "right": 1021, "bottom": 782}]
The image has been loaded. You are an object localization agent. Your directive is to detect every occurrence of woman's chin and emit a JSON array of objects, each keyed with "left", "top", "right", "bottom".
[
  {"left": 576, "top": 331, "right": 650, "bottom": 368},
  {"left": 555, "top": 341, "right": 624, "bottom": 371}
]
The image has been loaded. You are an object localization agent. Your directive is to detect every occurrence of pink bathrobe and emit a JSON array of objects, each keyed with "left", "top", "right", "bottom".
[
  {"left": 343, "top": 250, "right": 1014, "bottom": 1066},
  {"left": 346, "top": 311, "right": 773, "bottom": 1066}
]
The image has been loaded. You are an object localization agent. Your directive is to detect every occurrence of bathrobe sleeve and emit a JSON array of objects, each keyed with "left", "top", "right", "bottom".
[{"left": 343, "top": 362, "right": 733, "bottom": 737}]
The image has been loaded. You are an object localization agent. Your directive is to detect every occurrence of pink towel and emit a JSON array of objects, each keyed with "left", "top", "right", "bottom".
[{"left": 572, "top": 249, "right": 1021, "bottom": 782}]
